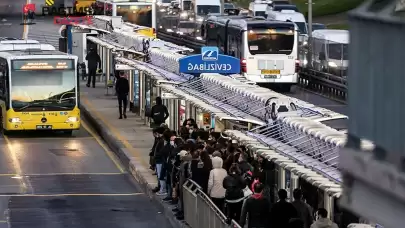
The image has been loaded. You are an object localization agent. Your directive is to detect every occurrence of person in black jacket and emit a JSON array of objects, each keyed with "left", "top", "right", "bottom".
[
  {"left": 85, "top": 47, "right": 101, "bottom": 88},
  {"left": 291, "top": 189, "right": 314, "bottom": 228},
  {"left": 151, "top": 97, "right": 169, "bottom": 128},
  {"left": 239, "top": 182, "right": 271, "bottom": 228},
  {"left": 155, "top": 129, "right": 173, "bottom": 196},
  {"left": 270, "top": 189, "right": 298, "bottom": 228},
  {"left": 152, "top": 127, "right": 165, "bottom": 193},
  {"left": 150, "top": 128, "right": 159, "bottom": 171},
  {"left": 223, "top": 163, "right": 247, "bottom": 223},
  {"left": 115, "top": 71, "right": 129, "bottom": 119}
]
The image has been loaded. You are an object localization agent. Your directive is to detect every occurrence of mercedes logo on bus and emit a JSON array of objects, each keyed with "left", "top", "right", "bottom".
[{"left": 41, "top": 118, "right": 47, "bottom": 123}]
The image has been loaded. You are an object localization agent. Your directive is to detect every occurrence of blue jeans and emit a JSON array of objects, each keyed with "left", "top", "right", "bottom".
[{"left": 156, "top": 163, "right": 166, "bottom": 193}]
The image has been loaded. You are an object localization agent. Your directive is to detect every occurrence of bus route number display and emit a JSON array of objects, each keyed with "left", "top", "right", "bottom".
[{"left": 12, "top": 59, "right": 74, "bottom": 70}]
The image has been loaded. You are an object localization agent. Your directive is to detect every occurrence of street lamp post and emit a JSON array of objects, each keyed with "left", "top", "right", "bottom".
[{"left": 307, "top": 0, "right": 313, "bottom": 68}]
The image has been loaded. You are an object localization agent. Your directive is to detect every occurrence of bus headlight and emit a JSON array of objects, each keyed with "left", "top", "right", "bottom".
[
  {"left": 328, "top": 61, "right": 338, "bottom": 68},
  {"left": 66, "top": 117, "right": 78, "bottom": 123},
  {"left": 9, "top": 118, "right": 21, "bottom": 123}
]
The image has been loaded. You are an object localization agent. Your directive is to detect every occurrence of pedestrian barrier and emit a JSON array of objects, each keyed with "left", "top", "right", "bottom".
[{"left": 182, "top": 179, "right": 241, "bottom": 228}]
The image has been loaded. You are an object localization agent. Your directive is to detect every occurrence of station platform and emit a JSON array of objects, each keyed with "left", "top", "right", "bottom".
[{"left": 80, "top": 81, "right": 186, "bottom": 228}]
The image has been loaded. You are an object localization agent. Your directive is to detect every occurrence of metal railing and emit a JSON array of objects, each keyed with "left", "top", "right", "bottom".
[
  {"left": 298, "top": 68, "right": 347, "bottom": 101},
  {"left": 182, "top": 179, "right": 241, "bottom": 228},
  {"left": 157, "top": 30, "right": 204, "bottom": 52}
]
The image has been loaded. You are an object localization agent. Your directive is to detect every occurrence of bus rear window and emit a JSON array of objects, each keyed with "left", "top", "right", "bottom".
[{"left": 248, "top": 28, "right": 295, "bottom": 55}]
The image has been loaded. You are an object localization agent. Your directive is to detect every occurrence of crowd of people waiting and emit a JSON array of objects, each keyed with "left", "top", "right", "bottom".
[{"left": 148, "top": 110, "right": 339, "bottom": 228}]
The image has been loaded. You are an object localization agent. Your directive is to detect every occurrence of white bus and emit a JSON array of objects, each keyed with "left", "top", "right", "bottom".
[{"left": 204, "top": 15, "right": 299, "bottom": 91}]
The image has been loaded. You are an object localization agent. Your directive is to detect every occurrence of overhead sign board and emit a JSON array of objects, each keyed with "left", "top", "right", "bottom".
[
  {"left": 178, "top": 46, "right": 240, "bottom": 74},
  {"left": 12, "top": 59, "right": 74, "bottom": 70}
]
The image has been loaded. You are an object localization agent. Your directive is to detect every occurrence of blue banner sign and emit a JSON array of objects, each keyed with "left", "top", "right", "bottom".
[
  {"left": 133, "top": 70, "right": 140, "bottom": 107},
  {"left": 179, "top": 46, "right": 240, "bottom": 74}
]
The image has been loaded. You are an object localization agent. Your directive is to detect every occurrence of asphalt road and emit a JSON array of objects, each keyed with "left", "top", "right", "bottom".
[
  {"left": 0, "top": 123, "right": 172, "bottom": 228},
  {"left": 287, "top": 86, "right": 347, "bottom": 115},
  {"left": 26, "top": 16, "right": 61, "bottom": 49},
  {"left": 0, "top": 18, "right": 25, "bottom": 40},
  {"left": 0, "top": 15, "right": 171, "bottom": 228}
]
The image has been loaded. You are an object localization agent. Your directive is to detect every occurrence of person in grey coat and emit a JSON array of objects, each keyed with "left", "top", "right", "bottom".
[{"left": 291, "top": 189, "right": 314, "bottom": 228}]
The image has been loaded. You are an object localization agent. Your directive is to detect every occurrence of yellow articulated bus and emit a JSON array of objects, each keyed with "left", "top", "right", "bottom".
[{"left": 0, "top": 41, "right": 80, "bottom": 135}]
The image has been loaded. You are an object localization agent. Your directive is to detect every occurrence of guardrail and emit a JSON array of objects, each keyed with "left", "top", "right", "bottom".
[
  {"left": 182, "top": 179, "right": 241, "bottom": 228},
  {"left": 157, "top": 30, "right": 204, "bottom": 52},
  {"left": 298, "top": 68, "right": 347, "bottom": 101}
]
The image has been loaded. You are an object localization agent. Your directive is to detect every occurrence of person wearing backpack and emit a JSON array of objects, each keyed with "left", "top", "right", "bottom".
[{"left": 151, "top": 97, "right": 169, "bottom": 128}]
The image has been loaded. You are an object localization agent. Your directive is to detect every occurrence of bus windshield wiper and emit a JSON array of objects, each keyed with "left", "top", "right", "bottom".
[{"left": 16, "top": 102, "right": 70, "bottom": 111}]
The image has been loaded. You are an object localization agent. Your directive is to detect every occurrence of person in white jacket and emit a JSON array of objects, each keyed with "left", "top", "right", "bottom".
[
  {"left": 310, "top": 208, "right": 339, "bottom": 228},
  {"left": 207, "top": 156, "right": 228, "bottom": 212}
]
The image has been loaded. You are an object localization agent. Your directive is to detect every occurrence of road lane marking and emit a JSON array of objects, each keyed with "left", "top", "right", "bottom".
[
  {"left": 24, "top": 172, "right": 125, "bottom": 176},
  {"left": 82, "top": 97, "right": 149, "bottom": 169},
  {"left": 82, "top": 121, "right": 125, "bottom": 173},
  {"left": 0, "top": 174, "right": 17, "bottom": 176},
  {"left": 3, "top": 135, "right": 28, "bottom": 194},
  {"left": 0, "top": 193, "right": 144, "bottom": 197}
]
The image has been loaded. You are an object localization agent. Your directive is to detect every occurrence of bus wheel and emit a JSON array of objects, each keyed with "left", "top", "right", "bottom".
[{"left": 63, "top": 130, "right": 73, "bottom": 136}]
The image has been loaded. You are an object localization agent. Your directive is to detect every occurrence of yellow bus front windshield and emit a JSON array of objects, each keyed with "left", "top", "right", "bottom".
[{"left": 10, "top": 59, "right": 77, "bottom": 112}]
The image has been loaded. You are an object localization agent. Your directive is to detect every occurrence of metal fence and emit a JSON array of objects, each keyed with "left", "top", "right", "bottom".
[{"left": 182, "top": 179, "right": 242, "bottom": 228}]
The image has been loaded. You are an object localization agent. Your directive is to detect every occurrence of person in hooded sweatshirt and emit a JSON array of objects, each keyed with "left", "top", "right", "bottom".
[
  {"left": 310, "top": 208, "right": 338, "bottom": 228},
  {"left": 115, "top": 71, "right": 129, "bottom": 119},
  {"left": 223, "top": 163, "right": 247, "bottom": 223},
  {"left": 207, "top": 156, "right": 227, "bottom": 211},
  {"left": 292, "top": 189, "right": 314, "bottom": 228},
  {"left": 239, "top": 182, "right": 270, "bottom": 228},
  {"left": 270, "top": 189, "right": 298, "bottom": 228},
  {"left": 151, "top": 96, "right": 169, "bottom": 128}
]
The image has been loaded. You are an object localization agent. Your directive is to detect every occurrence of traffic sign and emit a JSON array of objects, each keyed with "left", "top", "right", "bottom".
[
  {"left": 179, "top": 46, "right": 240, "bottom": 74},
  {"left": 45, "top": 0, "right": 54, "bottom": 6}
]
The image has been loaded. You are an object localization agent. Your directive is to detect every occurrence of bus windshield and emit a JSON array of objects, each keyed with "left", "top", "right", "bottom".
[
  {"left": 10, "top": 59, "right": 76, "bottom": 111},
  {"left": 328, "top": 43, "right": 349, "bottom": 60},
  {"left": 248, "top": 28, "right": 295, "bottom": 55},
  {"left": 197, "top": 5, "right": 220, "bottom": 15},
  {"left": 183, "top": 1, "right": 192, "bottom": 10},
  {"left": 295, "top": 22, "right": 307, "bottom": 34}
]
